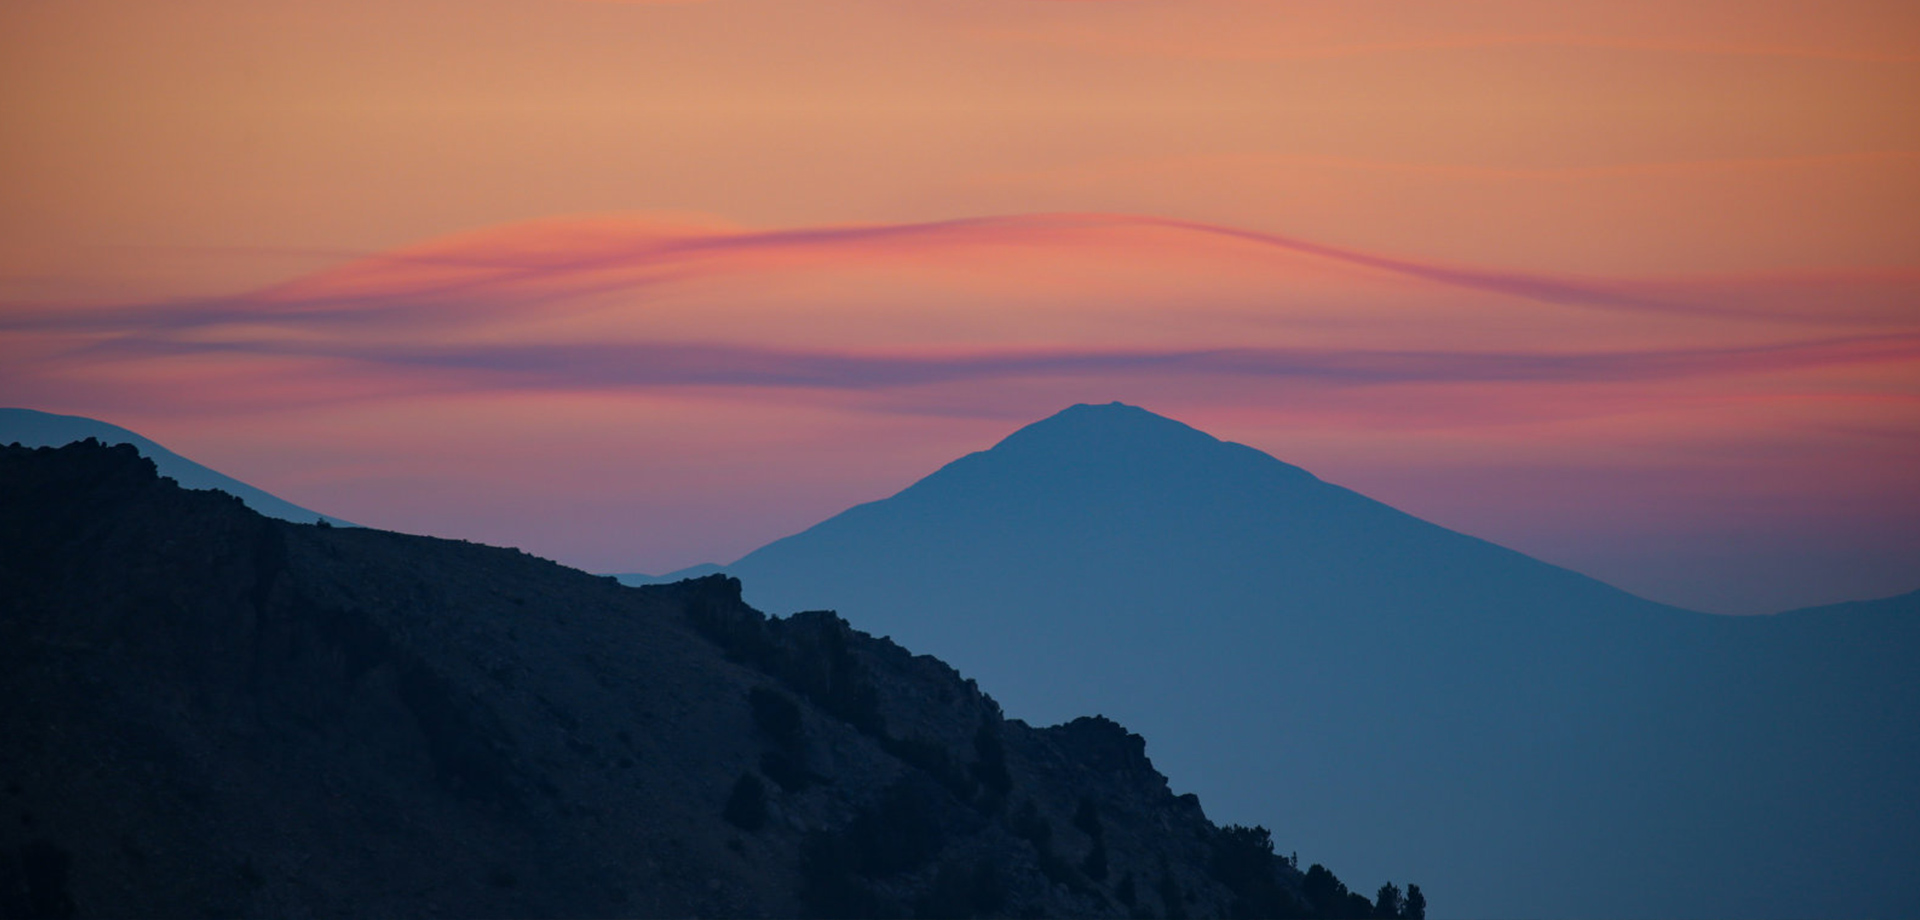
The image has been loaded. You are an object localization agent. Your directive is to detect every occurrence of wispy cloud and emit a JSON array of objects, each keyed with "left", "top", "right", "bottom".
[
  {"left": 51, "top": 328, "right": 1920, "bottom": 395},
  {"left": 5, "top": 212, "right": 1910, "bottom": 338},
  {"left": 5, "top": 211, "right": 1913, "bottom": 416}
]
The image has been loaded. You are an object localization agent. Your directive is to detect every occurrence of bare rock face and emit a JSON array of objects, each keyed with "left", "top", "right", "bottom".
[{"left": 0, "top": 440, "right": 1384, "bottom": 919}]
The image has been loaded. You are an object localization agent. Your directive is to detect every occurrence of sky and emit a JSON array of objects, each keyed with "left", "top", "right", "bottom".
[{"left": 2, "top": 0, "right": 1916, "bottom": 615}]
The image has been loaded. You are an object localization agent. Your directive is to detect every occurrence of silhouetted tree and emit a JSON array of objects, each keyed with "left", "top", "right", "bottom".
[
  {"left": 1211, "top": 825, "right": 1298, "bottom": 919},
  {"left": 1303, "top": 864, "right": 1350, "bottom": 919},
  {"left": 1211, "top": 824, "right": 1274, "bottom": 890},
  {"left": 1404, "top": 884, "right": 1426, "bottom": 920},
  {"left": 1373, "top": 882, "right": 1404, "bottom": 919},
  {"left": 1343, "top": 891, "right": 1376, "bottom": 919}
]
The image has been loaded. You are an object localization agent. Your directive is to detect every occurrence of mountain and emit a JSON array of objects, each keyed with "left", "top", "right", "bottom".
[
  {"left": 615, "top": 563, "right": 730, "bottom": 587},
  {"left": 0, "top": 439, "right": 1414, "bottom": 919},
  {"left": 717, "top": 402, "right": 1920, "bottom": 920},
  {"left": 0, "top": 408, "right": 344, "bottom": 525},
  {"left": 1775, "top": 585, "right": 1920, "bottom": 620}
]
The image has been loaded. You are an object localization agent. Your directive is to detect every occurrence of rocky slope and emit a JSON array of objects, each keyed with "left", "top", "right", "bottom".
[{"left": 0, "top": 440, "right": 1403, "bottom": 919}]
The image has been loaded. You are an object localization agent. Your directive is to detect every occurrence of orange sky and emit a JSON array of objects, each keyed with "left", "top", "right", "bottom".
[{"left": 3, "top": 0, "right": 1916, "bottom": 613}]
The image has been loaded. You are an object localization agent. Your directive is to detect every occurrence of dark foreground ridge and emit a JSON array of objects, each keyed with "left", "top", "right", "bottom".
[{"left": 0, "top": 440, "right": 1414, "bottom": 919}]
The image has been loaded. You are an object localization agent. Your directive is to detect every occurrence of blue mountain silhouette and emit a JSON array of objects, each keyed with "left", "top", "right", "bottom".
[
  {"left": 0, "top": 408, "right": 346, "bottom": 525},
  {"left": 701, "top": 402, "right": 1918, "bottom": 919}
]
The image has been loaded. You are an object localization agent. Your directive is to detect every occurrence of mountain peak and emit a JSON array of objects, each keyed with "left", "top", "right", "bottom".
[
  {"left": 989, "top": 401, "right": 1223, "bottom": 458},
  {"left": 944, "top": 402, "right": 1326, "bottom": 495}
]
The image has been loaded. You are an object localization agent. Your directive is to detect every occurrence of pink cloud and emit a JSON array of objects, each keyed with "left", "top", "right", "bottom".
[
  {"left": 6, "top": 212, "right": 1908, "bottom": 339},
  {"left": 4, "top": 210, "right": 1912, "bottom": 429}
]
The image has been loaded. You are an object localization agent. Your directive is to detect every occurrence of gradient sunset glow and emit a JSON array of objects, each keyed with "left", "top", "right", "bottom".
[{"left": 3, "top": 0, "right": 1915, "bottom": 613}]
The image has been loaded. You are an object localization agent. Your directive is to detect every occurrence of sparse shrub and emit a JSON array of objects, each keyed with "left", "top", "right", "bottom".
[
  {"left": 970, "top": 719, "right": 1012, "bottom": 803},
  {"left": 236, "top": 858, "right": 264, "bottom": 890},
  {"left": 1038, "top": 849, "right": 1077, "bottom": 887},
  {"left": 916, "top": 860, "right": 975, "bottom": 920},
  {"left": 1158, "top": 863, "right": 1188, "bottom": 920},
  {"left": 1008, "top": 798, "right": 1097, "bottom": 892},
  {"left": 759, "top": 749, "right": 815, "bottom": 793},
  {"left": 967, "top": 858, "right": 1006, "bottom": 914},
  {"left": 880, "top": 735, "right": 976, "bottom": 801},
  {"left": 723, "top": 771, "right": 767, "bottom": 831},
  {"left": 845, "top": 781, "right": 944, "bottom": 876},
  {"left": 1011, "top": 800, "right": 1052, "bottom": 850},
  {"left": 915, "top": 857, "right": 1006, "bottom": 920},
  {"left": 18, "top": 840, "right": 75, "bottom": 920},
  {"left": 824, "top": 673, "right": 885, "bottom": 736},
  {"left": 748, "top": 686, "right": 805, "bottom": 752},
  {"left": 1082, "top": 837, "right": 1109, "bottom": 881},
  {"left": 797, "top": 775, "right": 954, "bottom": 910},
  {"left": 1073, "top": 795, "right": 1104, "bottom": 839},
  {"left": 799, "top": 831, "right": 878, "bottom": 919}
]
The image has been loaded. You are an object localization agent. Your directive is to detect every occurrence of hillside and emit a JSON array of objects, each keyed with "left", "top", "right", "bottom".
[
  {"left": 716, "top": 402, "right": 1920, "bottom": 920},
  {"left": 0, "top": 439, "right": 1411, "bottom": 919}
]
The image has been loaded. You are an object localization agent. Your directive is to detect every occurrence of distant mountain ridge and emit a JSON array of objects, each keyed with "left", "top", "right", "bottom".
[
  {"left": 1774, "top": 584, "right": 1920, "bottom": 620},
  {"left": 0, "top": 407, "right": 346, "bottom": 526},
  {"left": 615, "top": 563, "right": 729, "bottom": 586},
  {"left": 684, "top": 402, "right": 1919, "bottom": 920}
]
